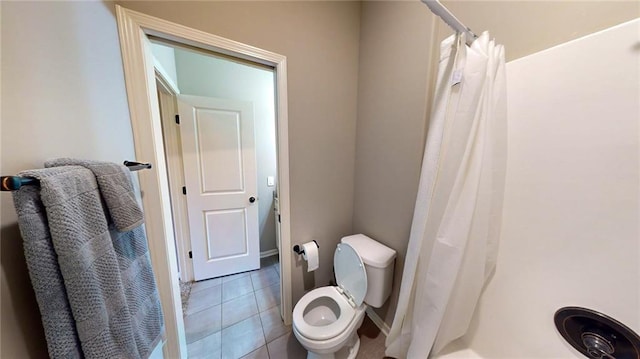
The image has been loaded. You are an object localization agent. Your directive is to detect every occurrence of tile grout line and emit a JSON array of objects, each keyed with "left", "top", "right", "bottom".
[
  {"left": 184, "top": 285, "right": 223, "bottom": 316},
  {"left": 253, "top": 278, "right": 270, "bottom": 358}
]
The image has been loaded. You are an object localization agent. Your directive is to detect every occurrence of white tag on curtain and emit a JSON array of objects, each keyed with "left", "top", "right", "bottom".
[
  {"left": 451, "top": 69, "right": 463, "bottom": 86},
  {"left": 451, "top": 34, "right": 465, "bottom": 87}
]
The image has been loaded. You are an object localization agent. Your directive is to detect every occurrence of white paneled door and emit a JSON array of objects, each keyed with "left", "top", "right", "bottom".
[{"left": 178, "top": 95, "right": 259, "bottom": 281}]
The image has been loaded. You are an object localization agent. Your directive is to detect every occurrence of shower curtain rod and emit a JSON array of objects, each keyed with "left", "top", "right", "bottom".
[{"left": 422, "top": 0, "right": 478, "bottom": 46}]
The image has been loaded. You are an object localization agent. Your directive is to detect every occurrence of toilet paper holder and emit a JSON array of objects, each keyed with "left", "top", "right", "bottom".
[{"left": 293, "top": 240, "right": 319, "bottom": 255}]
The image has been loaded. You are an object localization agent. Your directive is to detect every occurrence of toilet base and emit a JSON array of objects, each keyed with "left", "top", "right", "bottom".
[{"left": 306, "top": 333, "right": 361, "bottom": 359}]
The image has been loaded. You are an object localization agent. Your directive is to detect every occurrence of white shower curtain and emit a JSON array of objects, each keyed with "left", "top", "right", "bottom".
[{"left": 385, "top": 32, "right": 507, "bottom": 358}]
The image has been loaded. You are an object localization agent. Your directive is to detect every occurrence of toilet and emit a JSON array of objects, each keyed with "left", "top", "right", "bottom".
[{"left": 293, "top": 234, "right": 396, "bottom": 359}]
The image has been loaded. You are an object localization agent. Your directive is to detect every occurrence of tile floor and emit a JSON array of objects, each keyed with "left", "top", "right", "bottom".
[
  {"left": 185, "top": 255, "right": 306, "bottom": 359},
  {"left": 184, "top": 255, "right": 389, "bottom": 359}
]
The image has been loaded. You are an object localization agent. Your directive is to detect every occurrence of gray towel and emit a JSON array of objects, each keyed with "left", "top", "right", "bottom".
[
  {"left": 12, "top": 177, "right": 83, "bottom": 359},
  {"left": 44, "top": 158, "right": 144, "bottom": 232},
  {"left": 13, "top": 165, "right": 163, "bottom": 359}
]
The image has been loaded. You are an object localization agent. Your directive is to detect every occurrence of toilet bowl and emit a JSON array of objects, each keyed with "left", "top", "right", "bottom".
[
  {"left": 292, "top": 287, "right": 366, "bottom": 359},
  {"left": 293, "top": 242, "right": 367, "bottom": 359},
  {"left": 292, "top": 235, "right": 396, "bottom": 359}
]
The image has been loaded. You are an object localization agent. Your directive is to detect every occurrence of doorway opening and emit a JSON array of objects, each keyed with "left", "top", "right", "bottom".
[
  {"left": 116, "top": 6, "right": 292, "bottom": 358},
  {"left": 153, "top": 41, "right": 286, "bottom": 355},
  {"left": 153, "top": 40, "right": 279, "bottom": 282}
]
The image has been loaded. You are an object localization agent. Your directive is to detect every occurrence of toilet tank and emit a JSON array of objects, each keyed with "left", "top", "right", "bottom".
[{"left": 341, "top": 234, "right": 396, "bottom": 308}]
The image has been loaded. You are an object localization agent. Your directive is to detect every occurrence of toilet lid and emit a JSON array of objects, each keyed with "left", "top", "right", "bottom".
[{"left": 334, "top": 243, "right": 367, "bottom": 306}]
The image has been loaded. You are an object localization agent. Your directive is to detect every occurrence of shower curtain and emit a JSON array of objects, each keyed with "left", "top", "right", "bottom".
[{"left": 385, "top": 32, "right": 506, "bottom": 358}]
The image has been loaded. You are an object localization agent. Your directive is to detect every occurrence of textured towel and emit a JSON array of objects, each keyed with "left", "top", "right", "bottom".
[
  {"left": 13, "top": 165, "right": 164, "bottom": 359},
  {"left": 12, "top": 175, "right": 83, "bottom": 359},
  {"left": 44, "top": 158, "right": 144, "bottom": 232}
]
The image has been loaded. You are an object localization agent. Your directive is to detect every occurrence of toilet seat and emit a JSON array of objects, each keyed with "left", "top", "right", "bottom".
[
  {"left": 293, "top": 286, "right": 358, "bottom": 341},
  {"left": 334, "top": 243, "right": 367, "bottom": 307}
]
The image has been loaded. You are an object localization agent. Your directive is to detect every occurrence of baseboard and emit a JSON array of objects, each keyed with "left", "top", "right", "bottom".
[
  {"left": 365, "top": 307, "right": 391, "bottom": 337},
  {"left": 260, "top": 249, "right": 279, "bottom": 258}
]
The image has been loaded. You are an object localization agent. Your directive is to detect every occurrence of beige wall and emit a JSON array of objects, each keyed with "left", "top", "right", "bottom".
[
  {"left": 1, "top": 2, "right": 135, "bottom": 357},
  {"left": 352, "top": 0, "right": 436, "bottom": 324}
]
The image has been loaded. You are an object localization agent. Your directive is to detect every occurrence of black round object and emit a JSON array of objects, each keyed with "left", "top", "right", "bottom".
[
  {"left": 554, "top": 307, "right": 640, "bottom": 359},
  {"left": 249, "top": 196, "right": 256, "bottom": 203}
]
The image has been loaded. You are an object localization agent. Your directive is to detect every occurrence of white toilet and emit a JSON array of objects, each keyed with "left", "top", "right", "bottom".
[{"left": 293, "top": 234, "right": 396, "bottom": 359}]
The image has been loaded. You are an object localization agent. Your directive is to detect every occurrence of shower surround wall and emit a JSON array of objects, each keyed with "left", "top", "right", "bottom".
[{"left": 454, "top": 19, "right": 639, "bottom": 358}]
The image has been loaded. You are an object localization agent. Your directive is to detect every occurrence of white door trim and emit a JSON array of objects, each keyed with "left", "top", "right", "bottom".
[
  {"left": 155, "top": 74, "right": 194, "bottom": 283},
  {"left": 153, "top": 57, "right": 181, "bottom": 95},
  {"left": 115, "top": 6, "right": 293, "bottom": 358}
]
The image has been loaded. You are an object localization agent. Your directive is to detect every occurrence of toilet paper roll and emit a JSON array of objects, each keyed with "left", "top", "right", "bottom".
[{"left": 301, "top": 241, "right": 319, "bottom": 272}]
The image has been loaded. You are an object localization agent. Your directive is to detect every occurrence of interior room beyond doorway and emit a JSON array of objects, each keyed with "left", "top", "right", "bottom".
[{"left": 152, "top": 40, "right": 280, "bottom": 285}]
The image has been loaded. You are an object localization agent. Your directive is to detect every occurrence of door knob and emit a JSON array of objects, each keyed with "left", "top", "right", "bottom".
[{"left": 249, "top": 196, "right": 256, "bottom": 203}]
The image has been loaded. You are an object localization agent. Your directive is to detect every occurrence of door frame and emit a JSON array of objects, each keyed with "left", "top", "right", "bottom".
[
  {"left": 116, "top": 6, "right": 293, "bottom": 358},
  {"left": 155, "top": 73, "right": 194, "bottom": 282}
]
